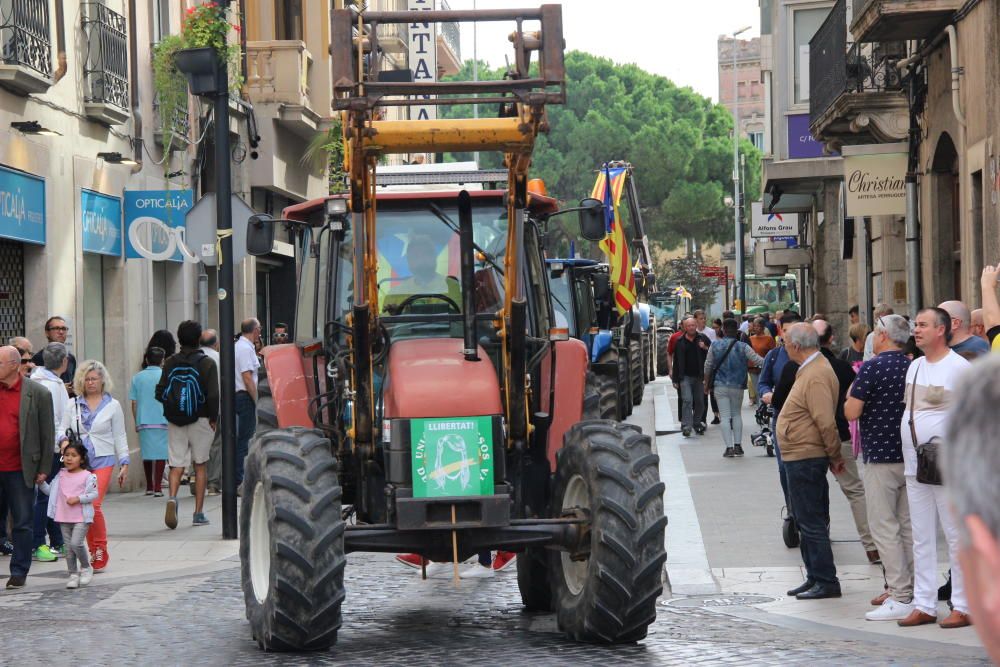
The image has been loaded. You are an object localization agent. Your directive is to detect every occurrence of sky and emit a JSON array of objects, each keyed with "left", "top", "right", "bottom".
[{"left": 448, "top": 0, "right": 762, "bottom": 102}]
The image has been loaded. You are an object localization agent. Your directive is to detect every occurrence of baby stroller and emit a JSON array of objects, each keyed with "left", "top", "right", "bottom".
[{"left": 750, "top": 403, "right": 775, "bottom": 457}]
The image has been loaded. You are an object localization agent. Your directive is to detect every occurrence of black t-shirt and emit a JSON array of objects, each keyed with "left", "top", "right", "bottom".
[
  {"left": 772, "top": 361, "right": 799, "bottom": 413},
  {"left": 821, "top": 347, "right": 857, "bottom": 442}
]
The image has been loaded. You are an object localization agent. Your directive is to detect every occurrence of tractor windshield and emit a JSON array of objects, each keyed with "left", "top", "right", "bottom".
[{"left": 548, "top": 270, "right": 575, "bottom": 335}]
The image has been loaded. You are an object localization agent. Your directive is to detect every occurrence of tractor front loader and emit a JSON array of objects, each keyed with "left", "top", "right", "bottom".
[{"left": 239, "top": 6, "right": 666, "bottom": 652}]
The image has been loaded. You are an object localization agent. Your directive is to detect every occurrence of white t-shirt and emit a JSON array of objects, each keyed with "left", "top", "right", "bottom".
[
  {"left": 899, "top": 351, "right": 969, "bottom": 476},
  {"left": 235, "top": 336, "right": 260, "bottom": 393},
  {"left": 700, "top": 326, "right": 718, "bottom": 342}
]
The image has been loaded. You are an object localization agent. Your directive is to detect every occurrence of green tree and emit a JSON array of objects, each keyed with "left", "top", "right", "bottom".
[
  {"left": 661, "top": 258, "right": 719, "bottom": 312},
  {"left": 440, "top": 52, "right": 762, "bottom": 265}
]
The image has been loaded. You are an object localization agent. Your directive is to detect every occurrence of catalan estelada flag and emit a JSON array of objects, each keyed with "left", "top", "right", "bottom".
[{"left": 590, "top": 165, "right": 636, "bottom": 315}]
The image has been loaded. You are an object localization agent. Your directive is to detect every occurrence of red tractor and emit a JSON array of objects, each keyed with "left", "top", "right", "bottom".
[{"left": 240, "top": 6, "right": 665, "bottom": 651}]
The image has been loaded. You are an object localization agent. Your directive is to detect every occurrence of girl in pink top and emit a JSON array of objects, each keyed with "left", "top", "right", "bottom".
[{"left": 42, "top": 443, "right": 99, "bottom": 589}]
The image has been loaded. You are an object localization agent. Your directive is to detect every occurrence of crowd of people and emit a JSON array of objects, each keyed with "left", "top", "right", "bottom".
[
  {"left": 669, "top": 280, "right": 1000, "bottom": 642},
  {"left": 0, "top": 315, "right": 273, "bottom": 590}
]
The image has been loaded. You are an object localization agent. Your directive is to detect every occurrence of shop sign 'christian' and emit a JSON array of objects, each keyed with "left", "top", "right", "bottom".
[
  {"left": 843, "top": 145, "right": 907, "bottom": 217},
  {"left": 124, "top": 190, "right": 196, "bottom": 262},
  {"left": 80, "top": 189, "right": 122, "bottom": 256},
  {"left": 408, "top": 0, "right": 437, "bottom": 121},
  {"left": 0, "top": 165, "right": 45, "bottom": 245}
]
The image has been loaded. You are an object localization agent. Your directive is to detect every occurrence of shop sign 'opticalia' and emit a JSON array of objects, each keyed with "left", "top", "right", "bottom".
[
  {"left": 0, "top": 165, "right": 45, "bottom": 245},
  {"left": 80, "top": 189, "right": 122, "bottom": 256},
  {"left": 842, "top": 144, "right": 907, "bottom": 217},
  {"left": 410, "top": 416, "right": 494, "bottom": 498},
  {"left": 124, "top": 190, "right": 195, "bottom": 262}
]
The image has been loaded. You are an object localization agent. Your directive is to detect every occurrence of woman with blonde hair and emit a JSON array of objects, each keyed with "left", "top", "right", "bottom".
[{"left": 59, "top": 360, "right": 129, "bottom": 572}]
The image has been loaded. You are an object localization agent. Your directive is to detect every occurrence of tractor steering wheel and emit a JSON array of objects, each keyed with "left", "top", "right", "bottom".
[{"left": 395, "top": 293, "right": 461, "bottom": 314}]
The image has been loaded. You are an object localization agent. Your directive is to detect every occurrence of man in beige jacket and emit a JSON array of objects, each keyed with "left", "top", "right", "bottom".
[{"left": 777, "top": 323, "right": 845, "bottom": 600}]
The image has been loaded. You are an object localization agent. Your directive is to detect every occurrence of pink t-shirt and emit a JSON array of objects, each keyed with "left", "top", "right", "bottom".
[{"left": 55, "top": 470, "right": 89, "bottom": 523}]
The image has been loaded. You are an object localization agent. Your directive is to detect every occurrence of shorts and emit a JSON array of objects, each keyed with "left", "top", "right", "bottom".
[{"left": 167, "top": 418, "right": 215, "bottom": 468}]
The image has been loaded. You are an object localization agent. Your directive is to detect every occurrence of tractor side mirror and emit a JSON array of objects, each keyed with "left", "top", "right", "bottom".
[
  {"left": 577, "top": 198, "right": 606, "bottom": 241},
  {"left": 247, "top": 213, "right": 276, "bottom": 256}
]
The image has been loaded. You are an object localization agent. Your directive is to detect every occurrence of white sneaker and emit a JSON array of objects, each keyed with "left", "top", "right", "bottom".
[
  {"left": 422, "top": 562, "right": 452, "bottom": 578},
  {"left": 865, "top": 598, "right": 914, "bottom": 621},
  {"left": 79, "top": 567, "right": 94, "bottom": 587},
  {"left": 460, "top": 564, "right": 495, "bottom": 579},
  {"left": 66, "top": 574, "right": 79, "bottom": 589}
]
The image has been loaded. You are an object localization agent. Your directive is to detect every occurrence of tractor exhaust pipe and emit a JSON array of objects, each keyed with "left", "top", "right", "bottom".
[{"left": 458, "top": 191, "right": 480, "bottom": 362}]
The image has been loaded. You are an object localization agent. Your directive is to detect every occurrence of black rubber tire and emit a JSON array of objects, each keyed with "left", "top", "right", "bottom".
[
  {"left": 782, "top": 516, "right": 800, "bottom": 549},
  {"left": 629, "top": 340, "right": 643, "bottom": 406},
  {"left": 517, "top": 546, "right": 553, "bottom": 611},
  {"left": 549, "top": 421, "right": 667, "bottom": 643},
  {"left": 644, "top": 331, "right": 655, "bottom": 383},
  {"left": 656, "top": 330, "right": 669, "bottom": 377},
  {"left": 240, "top": 428, "right": 346, "bottom": 652},
  {"left": 766, "top": 444, "right": 775, "bottom": 458},
  {"left": 617, "top": 350, "right": 632, "bottom": 418},
  {"left": 585, "top": 371, "right": 618, "bottom": 421}
]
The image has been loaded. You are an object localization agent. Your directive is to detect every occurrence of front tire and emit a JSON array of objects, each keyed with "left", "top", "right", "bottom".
[
  {"left": 628, "top": 340, "right": 643, "bottom": 406},
  {"left": 549, "top": 421, "right": 667, "bottom": 643},
  {"left": 517, "top": 546, "right": 553, "bottom": 611},
  {"left": 656, "top": 330, "right": 669, "bottom": 377},
  {"left": 240, "top": 428, "right": 346, "bottom": 652}
]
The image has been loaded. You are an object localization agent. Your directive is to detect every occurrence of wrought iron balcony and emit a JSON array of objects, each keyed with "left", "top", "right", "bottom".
[
  {"left": 82, "top": 2, "right": 129, "bottom": 125},
  {"left": 852, "top": 0, "right": 963, "bottom": 42},
  {"left": 0, "top": 0, "right": 53, "bottom": 94},
  {"left": 152, "top": 96, "right": 191, "bottom": 148},
  {"left": 436, "top": 0, "right": 461, "bottom": 76},
  {"left": 809, "top": 0, "right": 908, "bottom": 149}
]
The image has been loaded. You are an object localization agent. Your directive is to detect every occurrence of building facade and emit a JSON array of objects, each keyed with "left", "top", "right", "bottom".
[{"left": 718, "top": 36, "right": 766, "bottom": 149}]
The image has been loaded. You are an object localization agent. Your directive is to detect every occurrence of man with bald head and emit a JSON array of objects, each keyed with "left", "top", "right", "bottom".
[
  {"left": 969, "top": 308, "right": 986, "bottom": 341},
  {"left": 671, "top": 316, "right": 711, "bottom": 437},
  {"left": 0, "top": 345, "right": 55, "bottom": 589},
  {"left": 939, "top": 300, "right": 989, "bottom": 359}
]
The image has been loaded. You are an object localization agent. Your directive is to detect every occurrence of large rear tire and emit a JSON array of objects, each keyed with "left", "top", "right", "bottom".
[
  {"left": 549, "top": 421, "right": 667, "bottom": 643},
  {"left": 240, "top": 428, "right": 346, "bottom": 652},
  {"left": 256, "top": 363, "right": 277, "bottom": 436},
  {"left": 585, "top": 371, "right": 618, "bottom": 421},
  {"left": 656, "top": 330, "right": 669, "bottom": 377},
  {"left": 629, "top": 340, "right": 643, "bottom": 406}
]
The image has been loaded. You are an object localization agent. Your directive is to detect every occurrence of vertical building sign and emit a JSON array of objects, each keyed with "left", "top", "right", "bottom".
[
  {"left": 408, "top": 0, "right": 437, "bottom": 121},
  {"left": 80, "top": 189, "right": 122, "bottom": 256}
]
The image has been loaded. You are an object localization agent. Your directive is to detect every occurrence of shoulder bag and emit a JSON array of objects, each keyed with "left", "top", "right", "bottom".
[
  {"left": 907, "top": 360, "right": 943, "bottom": 486},
  {"left": 705, "top": 338, "right": 739, "bottom": 393}
]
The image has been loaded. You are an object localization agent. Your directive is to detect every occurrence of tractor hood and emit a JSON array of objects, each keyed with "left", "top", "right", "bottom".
[{"left": 383, "top": 338, "right": 502, "bottom": 419}]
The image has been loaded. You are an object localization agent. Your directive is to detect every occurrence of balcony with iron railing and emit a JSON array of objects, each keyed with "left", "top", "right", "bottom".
[
  {"left": 82, "top": 2, "right": 129, "bottom": 125},
  {"left": 436, "top": 0, "right": 462, "bottom": 76},
  {"left": 152, "top": 96, "right": 191, "bottom": 148},
  {"left": 809, "top": 0, "right": 908, "bottom": 151},
  {"left": 0, "top": 0, "right": 53, "bottom": 94},
  {"left": 246, "top": 40, "right": 319, "bottom": 138},
  {"left": 851, "top": 0, "right": 963, "bottom": 42}
]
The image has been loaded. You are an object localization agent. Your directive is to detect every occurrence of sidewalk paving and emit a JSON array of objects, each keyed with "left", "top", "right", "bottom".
[{"left": 648, "top": 376, "right": 984, "bottom": 654}]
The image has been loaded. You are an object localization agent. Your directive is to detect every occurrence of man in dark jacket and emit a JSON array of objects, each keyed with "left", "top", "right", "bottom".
[
  {"left": 156, "top": 320, "right": 219, "bottom": 530},
  {"left": 0, "top": 345, "right": 54, "bottom": 589},
  {"left": 814, "top": 319, "right": 878, "bottom": 563},
  {"left": 671, "top": 317, "right": 711, "bottom": 437}
]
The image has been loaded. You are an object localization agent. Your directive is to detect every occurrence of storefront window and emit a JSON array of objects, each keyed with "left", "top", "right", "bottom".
[
  {"left": 82, "top": 254, "right": 106, "bottom": 362},
  {"left": 792, "top": 6, "right": 831, "bottom": 104}
]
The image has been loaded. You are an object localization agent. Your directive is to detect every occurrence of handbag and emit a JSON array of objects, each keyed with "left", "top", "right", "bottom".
[
  {"left": 907, "top": 360, "right": 943, "bottom": 486},
  {"left": 705, "top": 338, "right": 739, "bottom": 392}
]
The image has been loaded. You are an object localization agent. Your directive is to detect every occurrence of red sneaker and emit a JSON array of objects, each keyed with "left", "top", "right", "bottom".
[
  {"left": 92, "top": 547, "right": 109, "bottom": 572},
  {"left": 492, "top": 551, "right": 516, "bottom": 571},
  {"left": 395, "top": 553, "right": 427, "bottom": 570}
]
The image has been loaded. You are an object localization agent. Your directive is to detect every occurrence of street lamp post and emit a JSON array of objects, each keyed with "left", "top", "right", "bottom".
[{"left": 731, "top": 26, "right": 751, "bottom": 311}]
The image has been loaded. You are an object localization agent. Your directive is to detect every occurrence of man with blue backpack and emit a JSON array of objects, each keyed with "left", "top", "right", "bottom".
[{"left": 155, "top": 320, "right": 219, "bottom": 529}]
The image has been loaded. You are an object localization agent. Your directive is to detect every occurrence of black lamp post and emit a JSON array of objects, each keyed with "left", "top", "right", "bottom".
[{"left": 175, "top": 44, "right": 238, "bottom": 540}]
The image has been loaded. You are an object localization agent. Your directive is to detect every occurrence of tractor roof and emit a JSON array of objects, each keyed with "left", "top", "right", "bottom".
[{"left": 545, "top": 258, "right": 599, "bottom": 268}]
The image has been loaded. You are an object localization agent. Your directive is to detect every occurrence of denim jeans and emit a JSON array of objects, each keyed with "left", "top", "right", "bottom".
[
  {"left": 679, "top": 377, "right": 705, "bottom": 431},
  {"left": 33, "top": 456, "right": 64, "bottom": 550},
  {"left": 714, "top": 385, "right": 744, "bottom": 448},
  {"left": 0, "top": 470, "right": 36, "bottom": 578},
  {"left": 235, "top": 392, "right": 257, "bottom": 485},
  {"left": 785, "top": 457, "right": 838, "bottom": 587}
]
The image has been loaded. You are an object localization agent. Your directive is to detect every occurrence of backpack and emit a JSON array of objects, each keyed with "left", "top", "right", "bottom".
[{"left": 161, "top": 352, "right": 207, "bottom": 426}]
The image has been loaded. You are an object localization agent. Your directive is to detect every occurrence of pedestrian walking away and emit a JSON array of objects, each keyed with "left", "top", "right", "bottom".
[
  {"left": 234, "top": 318, "right": 261, "bottom": 486},
  {"left": 896, "top": 308, "right": 971, "bottom": 629},
  {"left": 671, "top": 317, "right": 710, "bottom": 437},
  {"left": 29, "top": 342, "right": 71, "bottom": 562},
  {"left": 156, "top": 321, "right": 220, "bottom": 528},
  {"left": 845, "top": 314, "right": 914, "bottom": 621},
  {"left": 0, "top": 345, "right": 55, "bottom": 589},
  {"left": 776, "top": 324, "right": 844, "bottom": 601},
  {"left": 129, "top": 347, "right": 169, "bottom": 497},
  {"left": 703, "top": 318, "right": 763, "bottom": 458},
  {"left": 59, "top": 360, "right": 129, "bottom": 573},
  {"left": 200, "top": 330, "right": 222, "bottom": 496},
  {"left": 39, "top": 442, "right": 98, "bottom": 589}
]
